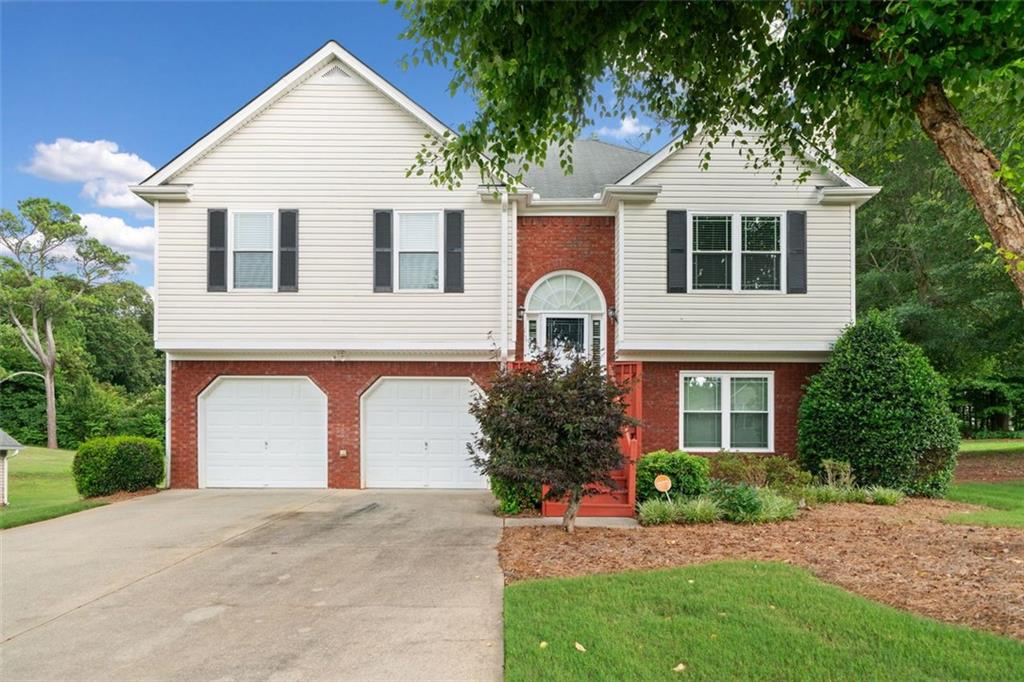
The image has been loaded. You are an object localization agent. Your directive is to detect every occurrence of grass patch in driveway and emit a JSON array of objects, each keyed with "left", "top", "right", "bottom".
[
  {"left": 504, "top": 561, "right": 1024, "bottom": 681},
  {"left": 945, "top": 480, "right": 1024, "bottom": 528},
  {"left": 0, "top": 447, "right": 105, "bottom": 529}
]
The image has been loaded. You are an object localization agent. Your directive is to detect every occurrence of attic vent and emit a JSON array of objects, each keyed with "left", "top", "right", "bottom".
[{"left": 318, "top": 64, "right": 350, "bottom": 83}]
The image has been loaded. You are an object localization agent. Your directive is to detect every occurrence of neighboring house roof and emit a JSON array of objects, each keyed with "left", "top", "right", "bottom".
[
  {"left": 522, "top": 139, "right": 650, "bottom": 199},
  {"left": 0, "top": 428, "right": 23, "bottom": 450}
]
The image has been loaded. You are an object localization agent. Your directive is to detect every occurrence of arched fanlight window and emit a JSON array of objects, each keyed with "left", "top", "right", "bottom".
[
  {"left": 526, "top": 272, "right": 604, "bottom": 313},
  {"left": 523, "top": 272, "right": 606, "bottom": 363}
]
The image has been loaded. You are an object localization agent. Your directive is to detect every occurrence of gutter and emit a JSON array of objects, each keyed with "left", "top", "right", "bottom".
[
  {"left": 818, "top": 186, "right": 882, "bottom": 206},
  {"left": 500, "top": 190, "right": 510, "bottom": 364}
]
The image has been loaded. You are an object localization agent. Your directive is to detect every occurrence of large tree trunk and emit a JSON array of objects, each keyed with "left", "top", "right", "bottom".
[
  {"left": 43, "top": 365, "right": 57, "bottom": 449},
  {"left": 562, "top": 488, "right": 583, "bottom": 533},
  {"left": 43, "top": 317, "right": 58, "bottom": 449},
  {"left": 913, "top": 81, "right": 1024, "bottom": 299}
]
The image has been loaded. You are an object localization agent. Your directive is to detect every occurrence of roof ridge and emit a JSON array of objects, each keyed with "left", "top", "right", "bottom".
[{"left": 578, "top": 137, "right": 652, "bottom": 156}]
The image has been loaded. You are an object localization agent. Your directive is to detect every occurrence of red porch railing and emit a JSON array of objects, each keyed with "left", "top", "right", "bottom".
[{"left": 537, "top": 361, "right": 643, "bottom": 518}]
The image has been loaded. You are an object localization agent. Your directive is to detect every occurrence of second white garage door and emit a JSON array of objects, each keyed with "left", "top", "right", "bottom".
[{"left": 363, "top": 378, "right": 487, "bottom": 489}]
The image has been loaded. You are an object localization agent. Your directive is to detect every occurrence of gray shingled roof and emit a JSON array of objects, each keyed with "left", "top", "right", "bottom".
[
  {"left": 521, "top": 139, "right": 650, "bottom": 199},
  {"left": 0, "top": 428, "right": 23, "bottom": 450}
]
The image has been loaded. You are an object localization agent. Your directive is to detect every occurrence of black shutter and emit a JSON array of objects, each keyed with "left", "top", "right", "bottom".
[
  {"left": 373, "top": 210, "right": 393, "bottom": 292},
  {"left": 443, "top": 210, "right": 464, "bottom": 293},
  {"left": 786, "top": 210, "right": 807, "bottom": 294},
  {"left": 207, "top": 209, "right": 227, "bottom": 292},
  {"left": 278, "top": 209, "right": 298, "bottom": 292},
  {"left": 667, "top": 210, "right": 688, "bottom": 293}
]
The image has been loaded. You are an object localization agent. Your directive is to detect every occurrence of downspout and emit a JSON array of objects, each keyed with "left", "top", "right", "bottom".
[
  {"left": 164, "top": 353, "right": 171, "bottom": 488},
  {"left": 499, "top": 190, "right": 510, "bottom": 365}
]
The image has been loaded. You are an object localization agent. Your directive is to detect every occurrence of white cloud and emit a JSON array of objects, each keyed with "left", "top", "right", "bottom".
[
  {"left": 597, "top": 116, "right": 652, "bottom": 140},
  {"left": 78, "top": 213, "right": 155, "bottom": 262},
  {"left": 23, "top": 138, "right": 155, "bottom": 217}
]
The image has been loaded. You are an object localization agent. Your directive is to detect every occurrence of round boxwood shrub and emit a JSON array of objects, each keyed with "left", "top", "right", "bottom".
[
  {"left": 73, "top": 436, "right": 163, "bottom": 497},
  {"left": 636, "top": 450, "right": 710, "bottom": 502},
  {"left": 798, "top": 311, "right": 959, "bottom": 496},
  {"left": 490, "top": 475, "right": 541, "bottom": 515}
]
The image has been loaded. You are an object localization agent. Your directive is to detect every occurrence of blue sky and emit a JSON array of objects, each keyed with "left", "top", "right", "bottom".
[{"left": 2, "top": 1, "right": 664, "bottom": 289}]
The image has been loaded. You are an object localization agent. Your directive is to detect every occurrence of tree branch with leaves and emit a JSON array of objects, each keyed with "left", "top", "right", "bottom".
[{"left": 395, "top": 0, "right": 1024, "bottom": 297}]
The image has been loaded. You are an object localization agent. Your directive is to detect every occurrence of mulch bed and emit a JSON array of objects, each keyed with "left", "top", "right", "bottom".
[
  {"left": 956, "top": 452, "right": 1024, "bottom": 483},
  {"left": 91, "top": 487, "right": 160, "bottom": 504},
  {"left": 499, "top": 499, "right": 1024, "bottom": 640}
]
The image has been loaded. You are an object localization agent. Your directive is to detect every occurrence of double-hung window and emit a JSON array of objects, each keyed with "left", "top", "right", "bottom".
[
  {"left": 692, "top": 215, "right": 733, "bottom": 290},
  {"left": 680, "top": 372, "right": 773, "bottom": 451},
  {"left": 691, "top": 213, "right": 784, "bottom": 292},
  {"left": 741, "top": 215, "right": 781, "bottom": 290},
  {"left": 230, "top": 211, "right": 275, "bottom": 290},
  {"left": 395, "top": 211, "right": 442, "bottom": 291}
]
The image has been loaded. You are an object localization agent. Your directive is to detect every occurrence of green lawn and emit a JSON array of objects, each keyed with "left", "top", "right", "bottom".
[
  {"left": 959, "top": 438, "right": 1024, "bottom": 454},
  {"left": 505, "top": 562, "right": 1024, "bottom": 681},
  {"left": 0, "top": 447, "right": 105, "bottom": 529},
  {"left": 945, "top": 480, "right": 1024, "bottom": 528}
]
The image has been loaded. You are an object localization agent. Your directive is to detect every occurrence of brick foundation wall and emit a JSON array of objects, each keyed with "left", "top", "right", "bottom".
[
  {"left": 516, "top": 215, "right": 615, "bottom": 364},
  {"left": 169, "top": 360, "right": 496, "bottom": 489},
  {"left": 640, "top": 362, "right": 821, "bottom": 457}
]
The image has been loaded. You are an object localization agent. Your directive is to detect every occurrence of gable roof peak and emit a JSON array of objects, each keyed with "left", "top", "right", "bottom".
[{"left": 135, "top": 39, "right": 452, "bottom": 189}]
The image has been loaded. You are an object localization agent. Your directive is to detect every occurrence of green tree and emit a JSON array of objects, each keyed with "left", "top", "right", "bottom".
[
  {"left": 842, "top": 107, "right": 1024, "bottom": 382},
  {"left": 396, "top": 0, "right": 1024, "bottom": 296},
  {"left": 799, "top": 311, "right": 961, "bottom": 496},
  {"left": 0, "top": 198, "right": 128, "bottom": 448},
  {"left": 468, "top": 351, "right": 635, "bottom": 532}
]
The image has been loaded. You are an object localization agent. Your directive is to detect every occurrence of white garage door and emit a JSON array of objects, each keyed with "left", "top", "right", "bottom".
[
  {"left": 363, "top": 378, "right": 486, "bottom": 489},
  {"left": 201, "top": 377, "right": 327, "bottom": 488}
]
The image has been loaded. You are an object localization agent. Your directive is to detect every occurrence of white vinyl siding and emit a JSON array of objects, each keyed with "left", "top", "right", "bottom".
[
  {"left": 619, "top": 134, "right": 854, "bottom": 352},
  {"left": 679, "top": 372, "right": 774, "bottom": 452},
  {"left": 156, "top": 62, "right": 502, "bottom": 347}
]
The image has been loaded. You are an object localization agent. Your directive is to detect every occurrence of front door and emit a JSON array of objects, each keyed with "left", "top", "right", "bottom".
[{"left": 544, "top": 316, "right": 587, "bottom": 354}]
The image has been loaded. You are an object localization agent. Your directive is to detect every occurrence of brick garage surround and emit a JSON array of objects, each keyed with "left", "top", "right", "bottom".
[
  {"left": 640, "top": 362, "right": 822, "bottom": 457},
  {"left": 169, "top": 360, "right": 497, "bottom": 489},
  {"left": 516, "top": 215, "right": 615, "bottom": 364}
]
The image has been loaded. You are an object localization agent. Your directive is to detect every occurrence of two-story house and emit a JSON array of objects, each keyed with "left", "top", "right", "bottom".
[{"left": 131, "top": 41, "right": 878, "bottom": 509}]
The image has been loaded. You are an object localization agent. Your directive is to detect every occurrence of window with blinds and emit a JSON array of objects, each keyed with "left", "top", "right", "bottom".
[
  {"left": 232, "top": 212, "right": 274, "bottom": 289},
  {"left": 396, "top": 212, "right": 441, "bottom": 290},
  {"left": 692, "top": 215, "right": 732, "bottom": 290},
  {"left": 741, "top": 216, "right": 781, "bottom": 290}
]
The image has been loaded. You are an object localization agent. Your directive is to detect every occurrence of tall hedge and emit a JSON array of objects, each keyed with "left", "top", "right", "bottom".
[
  {"left": 798, "top": 311, "right": 960, "bottom": 496},
  {"left": 72, "top": 436, "right": 164, "bottom": 497}
]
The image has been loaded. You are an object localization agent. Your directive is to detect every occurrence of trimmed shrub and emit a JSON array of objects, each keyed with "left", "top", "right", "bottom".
[
  {"left": 756, "top": 489, "right": 798, "bottom": 522},
  {"left": 72, "top": 436, "right": 163, "bottom": 497},
  {"left": 709, "top": 452, "right": 813, "bottom": 491},
  {"left": 799, "top": 311, "right": 960, "bottom": 496},
  {"left": 709, "top": 481, "right": 763, "bottom": 523},
  {"left": 674, "top": 496, "right": 722, "bottom": 524},
  {"left": 637, "top": 498, "right": 677, "bottom": 526},
  {"left": 636, "top": 450, "right": 710, "bottom": 502},
  {"left": 866, "top": 486, "right": 905, "bottom": 505},
  {"left": 820, "top": 459, "right": 855, "bottom": 488},
  {"left": 490, "top": 476, "right": 541, "bottom": 515}
]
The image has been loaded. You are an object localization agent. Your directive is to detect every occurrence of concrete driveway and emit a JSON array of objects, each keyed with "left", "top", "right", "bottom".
[{"left": 1, "top": 489, "right": 503, "bottom": 681}]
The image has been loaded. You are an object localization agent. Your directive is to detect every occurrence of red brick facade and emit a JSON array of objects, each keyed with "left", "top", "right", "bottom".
[
  {"left": 639, "top": 362, "right": 821, "bottom": 457},
  {"left": 516, "top": 215, "right": 615, "bottom": 364},
  {"left": 169, "top": 360, "right": 496, "bottom": 489}
]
